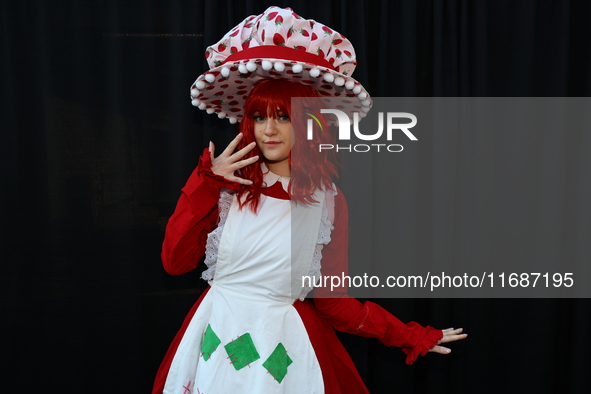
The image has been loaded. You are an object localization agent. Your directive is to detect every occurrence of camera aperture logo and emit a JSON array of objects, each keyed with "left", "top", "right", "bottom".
[{"left": 306, "top": 109, "right": 418, "bottom": 153}]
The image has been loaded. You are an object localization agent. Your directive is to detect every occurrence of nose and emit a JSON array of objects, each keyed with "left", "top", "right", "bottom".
[{"left": 264, "top": 118, "right": 278, "bottom": 136}]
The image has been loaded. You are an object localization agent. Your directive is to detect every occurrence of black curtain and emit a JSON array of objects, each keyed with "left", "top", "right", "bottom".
[{"left": 2, "top": 1, "right": 590, "bottom": 393}]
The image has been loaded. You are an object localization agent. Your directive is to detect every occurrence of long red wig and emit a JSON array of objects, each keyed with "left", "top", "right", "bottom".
[{"left": 235, "top": 79, "right": 339, "bottom": 211}]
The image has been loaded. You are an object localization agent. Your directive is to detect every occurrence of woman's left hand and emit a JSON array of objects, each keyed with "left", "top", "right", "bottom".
[{"left": 428, "top": 327, "right": 467, "bottom": 354}]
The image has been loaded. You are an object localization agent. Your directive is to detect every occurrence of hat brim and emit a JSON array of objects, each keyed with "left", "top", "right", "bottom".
[{"left": 190, "top": 58, "right": 372, "bottom": 124}]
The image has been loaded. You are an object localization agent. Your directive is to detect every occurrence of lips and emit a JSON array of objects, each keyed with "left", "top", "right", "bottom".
[{"left": 265, "top": 141, "right": 282, "bottom": 146}]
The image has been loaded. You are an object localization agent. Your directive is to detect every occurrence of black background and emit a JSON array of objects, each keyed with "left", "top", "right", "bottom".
[{"left": 2, "top": 1, "right": 590, "bottom": 393}]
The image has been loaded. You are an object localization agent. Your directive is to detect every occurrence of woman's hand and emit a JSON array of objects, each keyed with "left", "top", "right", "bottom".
[
  {"left": 209, "top": 133, "right": 258, "bottom": 185},
  {"left": 428, "top": 327, "right": 467, "bottom": 354}
]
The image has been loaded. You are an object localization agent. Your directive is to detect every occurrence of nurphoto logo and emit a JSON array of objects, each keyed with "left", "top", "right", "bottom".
[{"left": 306, "top": 109, "right": 418, "bottom": 153}]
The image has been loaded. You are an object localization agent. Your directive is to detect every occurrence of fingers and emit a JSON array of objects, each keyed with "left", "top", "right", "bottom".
[
  {"left": 221, "top": 132, "right": 245, "bottom": 157},
  {"left": 442, "top": 327, "right": 463, "bottom": 336},
  {"left": 212, "top": 133, "right": 256, "bottom": 161},
  {"left": 438, "top": 328, "right": 467, "bottom": 344},
  {"left": 428, "top": 327, "right": 467, "bottom": 355},
  {"left": 209, "top": 141, "right": 215, "bottom": 161},
  {"left": 229, "top": 154, "right": 259, "bottom": 172},
  {"left": 225, "top": 156, "right": 258, "bottom": 185},
  {"left": 230, "top": 141, "right": 256, "bottom": 161},
  {"left": 209, "top": 133, "right": 259, "bottom": 183},
  {"left": 429, "top": 345, "right": 452, "bottom": 354}
]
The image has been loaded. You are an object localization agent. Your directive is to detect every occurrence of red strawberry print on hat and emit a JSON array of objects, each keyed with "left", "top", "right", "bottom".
[
  {"left": 322, "top": 26, "right": 333, "bottom": 36},
  {"left": 332, "top": 38, "right": 343, "bottom": 45},
  {"left": 300, "top": 29, "right": 309, "bottom": 37},
  {"left": 273, "top": 33, "right": 286, "bottom": 46},
  {"left": 266, "top": 11, "right": 278, "bottom": 21},
  {"left": 311, "top": 32, "right": 318, "bottom": 41},
  {"left": 217, "top": 42, "right": 227, "bottom": 52},
  {"left": 275, "top": 15, "right": 283, "bottom": 26}
]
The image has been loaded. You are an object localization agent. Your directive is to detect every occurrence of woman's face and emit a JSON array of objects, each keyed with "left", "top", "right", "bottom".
[{"left": 253, "top": 110, "right": 293, "bottom": 177}]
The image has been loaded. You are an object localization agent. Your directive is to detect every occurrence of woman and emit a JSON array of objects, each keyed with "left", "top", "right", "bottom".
[{"left": 153, "top": 7, "right": 466, "bottom": 394}]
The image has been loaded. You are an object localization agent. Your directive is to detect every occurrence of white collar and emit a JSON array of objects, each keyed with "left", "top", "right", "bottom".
[{"left": 261, "top": 162, "right": 290, "bottom": 192}]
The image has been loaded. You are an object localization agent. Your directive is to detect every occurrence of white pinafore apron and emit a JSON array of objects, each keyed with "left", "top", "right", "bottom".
[{"left": 163, "top": 188, "right": 326, "bottom": 394}]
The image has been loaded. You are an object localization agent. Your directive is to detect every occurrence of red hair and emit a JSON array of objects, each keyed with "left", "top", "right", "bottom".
[{"left": 235, "top": 79, "right": 338, "bottom": 211}]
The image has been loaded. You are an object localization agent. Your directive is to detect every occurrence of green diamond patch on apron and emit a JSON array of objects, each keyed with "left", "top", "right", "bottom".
[
  {"left": 262, "top": 343, "right": 293, "bottom": 383},
  {"left": 224, "top": 333, "right": 260, "bottom": 370},
  {"left": 200, "top": 324, "right": 221, "bottom": 361}
]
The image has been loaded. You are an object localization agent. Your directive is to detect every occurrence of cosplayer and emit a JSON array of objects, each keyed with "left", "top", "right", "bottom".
[{"left": 153, "top": 6, "right": 466, "bottom": 394}]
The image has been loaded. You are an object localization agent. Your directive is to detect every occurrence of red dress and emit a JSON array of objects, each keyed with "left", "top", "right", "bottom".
[{"left": 152, "top": 151, "right": 442, "bottom": 393}]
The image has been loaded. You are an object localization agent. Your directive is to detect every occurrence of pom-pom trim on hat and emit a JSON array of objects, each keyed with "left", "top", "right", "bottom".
[{"left": 190, "top": 58, "right": 372, "bottom": 124}]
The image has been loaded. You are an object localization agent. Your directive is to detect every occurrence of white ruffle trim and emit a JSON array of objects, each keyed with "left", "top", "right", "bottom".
[
  {"left": 201, "top": 190, "right": 234, "bottom": 281},
  {"left": 201, "top": 187, "right": 338, "bottom": 301},
  {"left": 297, "top": 187, "right": 337, "bottom": 301}
]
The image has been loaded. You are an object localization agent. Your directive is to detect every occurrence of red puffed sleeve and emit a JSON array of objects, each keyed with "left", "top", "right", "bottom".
[
  {"left": 313, "top": 189, "right": 442, "bottom": 365},
  {"left": 161, "top": 148, "right": 239, "bottom": 275}
]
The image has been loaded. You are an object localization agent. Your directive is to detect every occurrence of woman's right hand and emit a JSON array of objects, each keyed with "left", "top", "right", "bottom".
[{"left": 209, "top": 133, "right": 258, "bottom": 185}]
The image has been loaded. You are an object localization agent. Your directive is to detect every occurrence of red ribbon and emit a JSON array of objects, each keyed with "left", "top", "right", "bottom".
[{"left": 223, "top": 45, "right": 336, "bottom": 71}]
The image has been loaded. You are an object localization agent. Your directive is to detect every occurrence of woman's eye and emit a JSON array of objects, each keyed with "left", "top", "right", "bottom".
[
  {"left": 279, "top": 115, "right": 290, "bottom": 122},
  {"left": 253, "top": 115, "right": 265, "bottom": 122}
]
